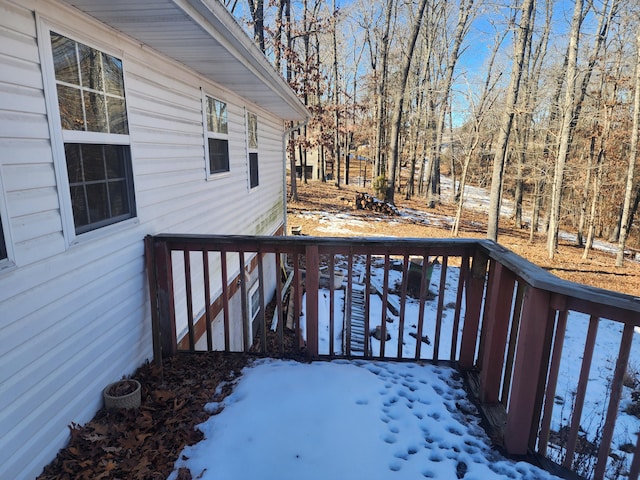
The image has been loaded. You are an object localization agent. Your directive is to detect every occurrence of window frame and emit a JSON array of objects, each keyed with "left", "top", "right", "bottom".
[
  {"left": 246, "top": 110, "right": 259, "bottom": 189},
  {"left": 38, "top": 21, "right": 138, "bottom": 245},
  {"left": 202, "top": 92, "right": 231, "bottom": 179},
  {"left": 0, "top": 173, "right": 15, "bottom": 270}
]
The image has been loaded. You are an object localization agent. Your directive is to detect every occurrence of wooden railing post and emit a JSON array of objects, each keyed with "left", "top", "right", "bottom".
[
  {"left": 305, "top": 244, "right": 319, "bottom": 358},
  {"left": 478, "top": 262, "right": 516, "bottom": 403},
  {"left": 504, "top": 286, "right": 552, "bottom": 455},
  {"left": 459, "top": 250, "right": 489, "bottom": 370},
  {"left": 149, "top": 236, "right": 177, "bottom": 358}
]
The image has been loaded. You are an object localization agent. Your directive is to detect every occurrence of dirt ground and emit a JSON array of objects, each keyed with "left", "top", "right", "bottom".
[{"left": 287, "top": 180, "right": 640, "bottom": 297}]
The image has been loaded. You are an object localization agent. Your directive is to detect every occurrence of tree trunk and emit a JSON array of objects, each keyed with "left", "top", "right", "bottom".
[
  {"left": 374, "top": 0, "right": 395, "bottom": 180},
  {"left": 332, "top": 0, "right": 341, "bottom": 187},
  {"left": 247, "top": 0, "right": 265, "bottom": 53},
  {"left": 546, "top": 0, "right": 583, "bottom": 257},
  {"left": 486, "top": 0, "right": 535, "bottom": 241},
  {"left": 615, "top": 30, "right": 640, "bottom": 266},
  {"left": 386, "top": 0, "right": 429, "bottom": 204}
]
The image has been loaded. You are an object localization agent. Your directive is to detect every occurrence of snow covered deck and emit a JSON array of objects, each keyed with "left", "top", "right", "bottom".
[{"left": 146, "top": 235, "right": 640, "bottom": 480}]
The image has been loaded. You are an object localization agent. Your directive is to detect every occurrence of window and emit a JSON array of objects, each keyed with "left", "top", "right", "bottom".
[
  {"left": 249, "top": 282, "right": 261, "bottom": 320},
  {"left": 49, "top": 32, "right": 135, "bottom": 235},
  {"left": 247, "top": 112, "right": 259, "bottom": 188},
  {"left": 205, "top": 96, "right": 230, "bottom": 174},
  {"left": 0, "top": 215, "right": 7, "bottom": 261}
]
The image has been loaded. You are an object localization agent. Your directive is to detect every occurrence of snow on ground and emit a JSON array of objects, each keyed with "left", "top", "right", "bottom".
[
  {"left": 299, "top": 255, "right": 640, "bottom": 477},
  {"left": 169, "top": 359, "right": 561, "bottom": 480}
]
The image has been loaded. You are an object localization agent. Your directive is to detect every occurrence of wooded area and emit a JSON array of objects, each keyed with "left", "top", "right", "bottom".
[{"left": 225, "top": 0, "right": 640, "bottom": 264}]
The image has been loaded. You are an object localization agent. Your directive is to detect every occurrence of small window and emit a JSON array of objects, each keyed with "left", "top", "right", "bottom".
[
  {"left": 0, "top": 214, "right": 7, "bottom": 261},
  {"left": 247, "top": 112, "right": 259, "bottom": 188},
  {"left": 205, "top": 96, "right": 230, "bottom": 175},
  {"left": 49, "top": 32, "right": 135, "bottom": 235},
  {"left": 249, "top": 282, "right": 261, "bottom": 320}
]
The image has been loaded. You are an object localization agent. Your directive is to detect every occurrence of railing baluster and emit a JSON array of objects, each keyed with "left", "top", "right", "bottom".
[
  {"left": 504, "top": 286, "right": 553, "bottom": 455},
  {"left": 238, "top": 251, "right": 249, "bottom": 352},
  {"left": 414, "top": 251, "right": 430, "bottom": 360},
  {"left": 478, "top": 262, "right": 516, "bottom": 403},
  {"left": 563, "top": 315, "right": 599, "bottom": 467},
  {"left": 203, "top": 251, "right": 213, "bottom": 351},
  {"left": 629, "top": 430, "right": 640, "bottom": 479},
  {"left": 501, "top": 282, "right": 525, "bottom": 408},
  {"left": 220, "top": 249, "right": 230, "bottom": 352},
  {"left": 144, "top": 236, "right": 162, "bottom": 365},
  {"left": 450, "top": 254, "right": 468, "bottom": 361},
  {"left": 433, "top": 255, "right": 448, "bottom": 362},
  {"left": 594, "top": 323, "right": 635, "bottom": 479},
  {"left": 459, "top": 250, "right": 489, "bottom": 370},
  {"left": 293, "top": 253, "right": 302, "bottom": 350},
  {"left": 329, "top": 252, "right": 335, "bottom": 357},
  {"left": 476, "top": 259, "right": 497, "bottom": 371},
  {"left": 398, "top": 253, "right": 410, "bottom": 359},
  {"left": 345, "top": 249, "right": 354, "bottom": 356},
  {"left": 380, "top": 253, "right": 390, "bottom": 359},
  {"left": 275, "top": 249, "right": 284, "bottom": 355},
  {"left": 183, "top": 250, "right": 195, "bottom": 351},
  {"left": 305, "top": 245, "right": 320, "bottom": 358},
  {"left": 257, "top": 249, "right": 266, "bottom": 354},
  {"left": 538, "top": 309, "right": 568, "bottom": 456},
  {"left": 364, "top": 254, "right": 371, "bottom": 358},
  {"left": 530, "top": 307, "right": 558, "bottom": 448}
]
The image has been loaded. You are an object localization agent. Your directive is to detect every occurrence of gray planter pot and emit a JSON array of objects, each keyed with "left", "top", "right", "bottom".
[{"left": 103, "top": 379, "right": 141, "bottom": 410}]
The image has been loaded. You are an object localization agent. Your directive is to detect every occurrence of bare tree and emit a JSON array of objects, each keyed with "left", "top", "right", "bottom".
[
  {"left": 487, "top": 0, "right": 536, "bottom": 241},
  {"left": 247, "top": 0, "right": 266, "bottom": 53},
  {"left": 615, "top": 29, "right": 640, "bottom": 266},
  {"left": 386, "top": 0, "right": 429, "bottom": 204}
]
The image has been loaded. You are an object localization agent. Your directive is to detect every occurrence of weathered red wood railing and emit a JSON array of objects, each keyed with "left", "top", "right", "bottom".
[{"left": 145, "top": 234, "right": 640, "bottom": 479}]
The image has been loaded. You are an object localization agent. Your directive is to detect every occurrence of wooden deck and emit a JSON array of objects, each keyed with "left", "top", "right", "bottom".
[{"left": 145, "top": 234, "right": 640, "bottom": 480}]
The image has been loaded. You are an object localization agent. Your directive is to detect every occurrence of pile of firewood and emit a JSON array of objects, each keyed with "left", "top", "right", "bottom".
[{"left": 355, "top": 192, "right": 399, "bottom": 215}]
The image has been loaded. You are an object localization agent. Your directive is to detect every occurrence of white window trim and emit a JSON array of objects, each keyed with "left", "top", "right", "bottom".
[
  {"left": 202, "top": 90, "right": 231, "bottom": 180},
  {"left": 37, "top": 18, "right": 138, "bottom": 247},
  {"left": 0, "top": 166, "right": 16, "bottom": 272},
  {"left": 245, "top": 109, "right": 259, "bottom": 190},
  {"left": 249, "top": 280, "right": 261, "bottom": 321}
]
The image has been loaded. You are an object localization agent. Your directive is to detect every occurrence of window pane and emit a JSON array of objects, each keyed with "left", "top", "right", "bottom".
[
  {"left": 249, "top": 152, "right": 259, "bottom": 188},
  {"left": 208, "top": 138, "right": 229, "bottom": 173},
  {"left": 83, "top": 91, "right": 108, "bottom": 132},
  {"left": 103, "top": 54, "right": 124, "bottom": 97},
  {"left": 57, "top": 85, "right": 84, "bottom": 131},
  {"left": 81, "top": 144, "right": 106, "bottom": 181},
  {"left": 106, "top": 96, "right": 128, "bottom": 134},
  {"left": 108, "top": 181, "right": 128, "bottom": 217},
  {"left": 104, "top": 145, "right": 125, "bottom": 178},
  {"left": 248, "top": 113, "right": 258, "bottom": 149},
  {"left": 0, "top": 215, "right": 7, "bottom": 261},
  {"left": 64, "top": 144, "right": 135, "bottom": 234},
  {"left": 207, "top": 97, "right": 228, "bottom": 134},
  {"left": 65, "top": 144, "right": 83, "bottom": 184},
  {"left": 70, "top": 185, "right": 89, "bottom": 229},
  {"left": 79, "top": 44, "right": 104, "bottom": 92},
  {"left": 51, "top": 32, "right": 79, "bottom": 85},
  {"left": 85, "top": 183, "right": 109, "bottom": 223}
]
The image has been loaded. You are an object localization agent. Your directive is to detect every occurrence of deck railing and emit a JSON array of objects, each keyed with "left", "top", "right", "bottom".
[{"left": 145, "top": 234, "right": 640, "bottom": 479}]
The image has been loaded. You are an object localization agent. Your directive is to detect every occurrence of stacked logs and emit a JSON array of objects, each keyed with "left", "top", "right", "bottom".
[{"left": 355, "top": 192, "right": 400, "bottom": 215}]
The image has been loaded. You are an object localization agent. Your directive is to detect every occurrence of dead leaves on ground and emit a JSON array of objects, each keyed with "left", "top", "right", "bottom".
[{"left": 37, "top": 353, "right": 248, "bottom": 480}]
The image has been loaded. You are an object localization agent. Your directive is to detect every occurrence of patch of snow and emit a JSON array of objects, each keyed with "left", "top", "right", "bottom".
[{"left": 169, "top": 359, "right": 562, "bottom": 480}]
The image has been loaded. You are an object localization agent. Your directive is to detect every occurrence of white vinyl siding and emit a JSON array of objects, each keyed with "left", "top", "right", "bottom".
[{"left": 0, "top": 1, "right": 288, "bottom": 479}]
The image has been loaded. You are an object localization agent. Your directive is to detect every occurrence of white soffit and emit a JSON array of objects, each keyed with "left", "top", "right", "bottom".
[{"left": 61, "top": 0, "right": 309, "bottom": 121}]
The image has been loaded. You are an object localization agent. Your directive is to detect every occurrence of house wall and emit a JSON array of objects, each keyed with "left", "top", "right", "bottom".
[{"left": 0, "top": 1, "right": 287, "bottom": 478}]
